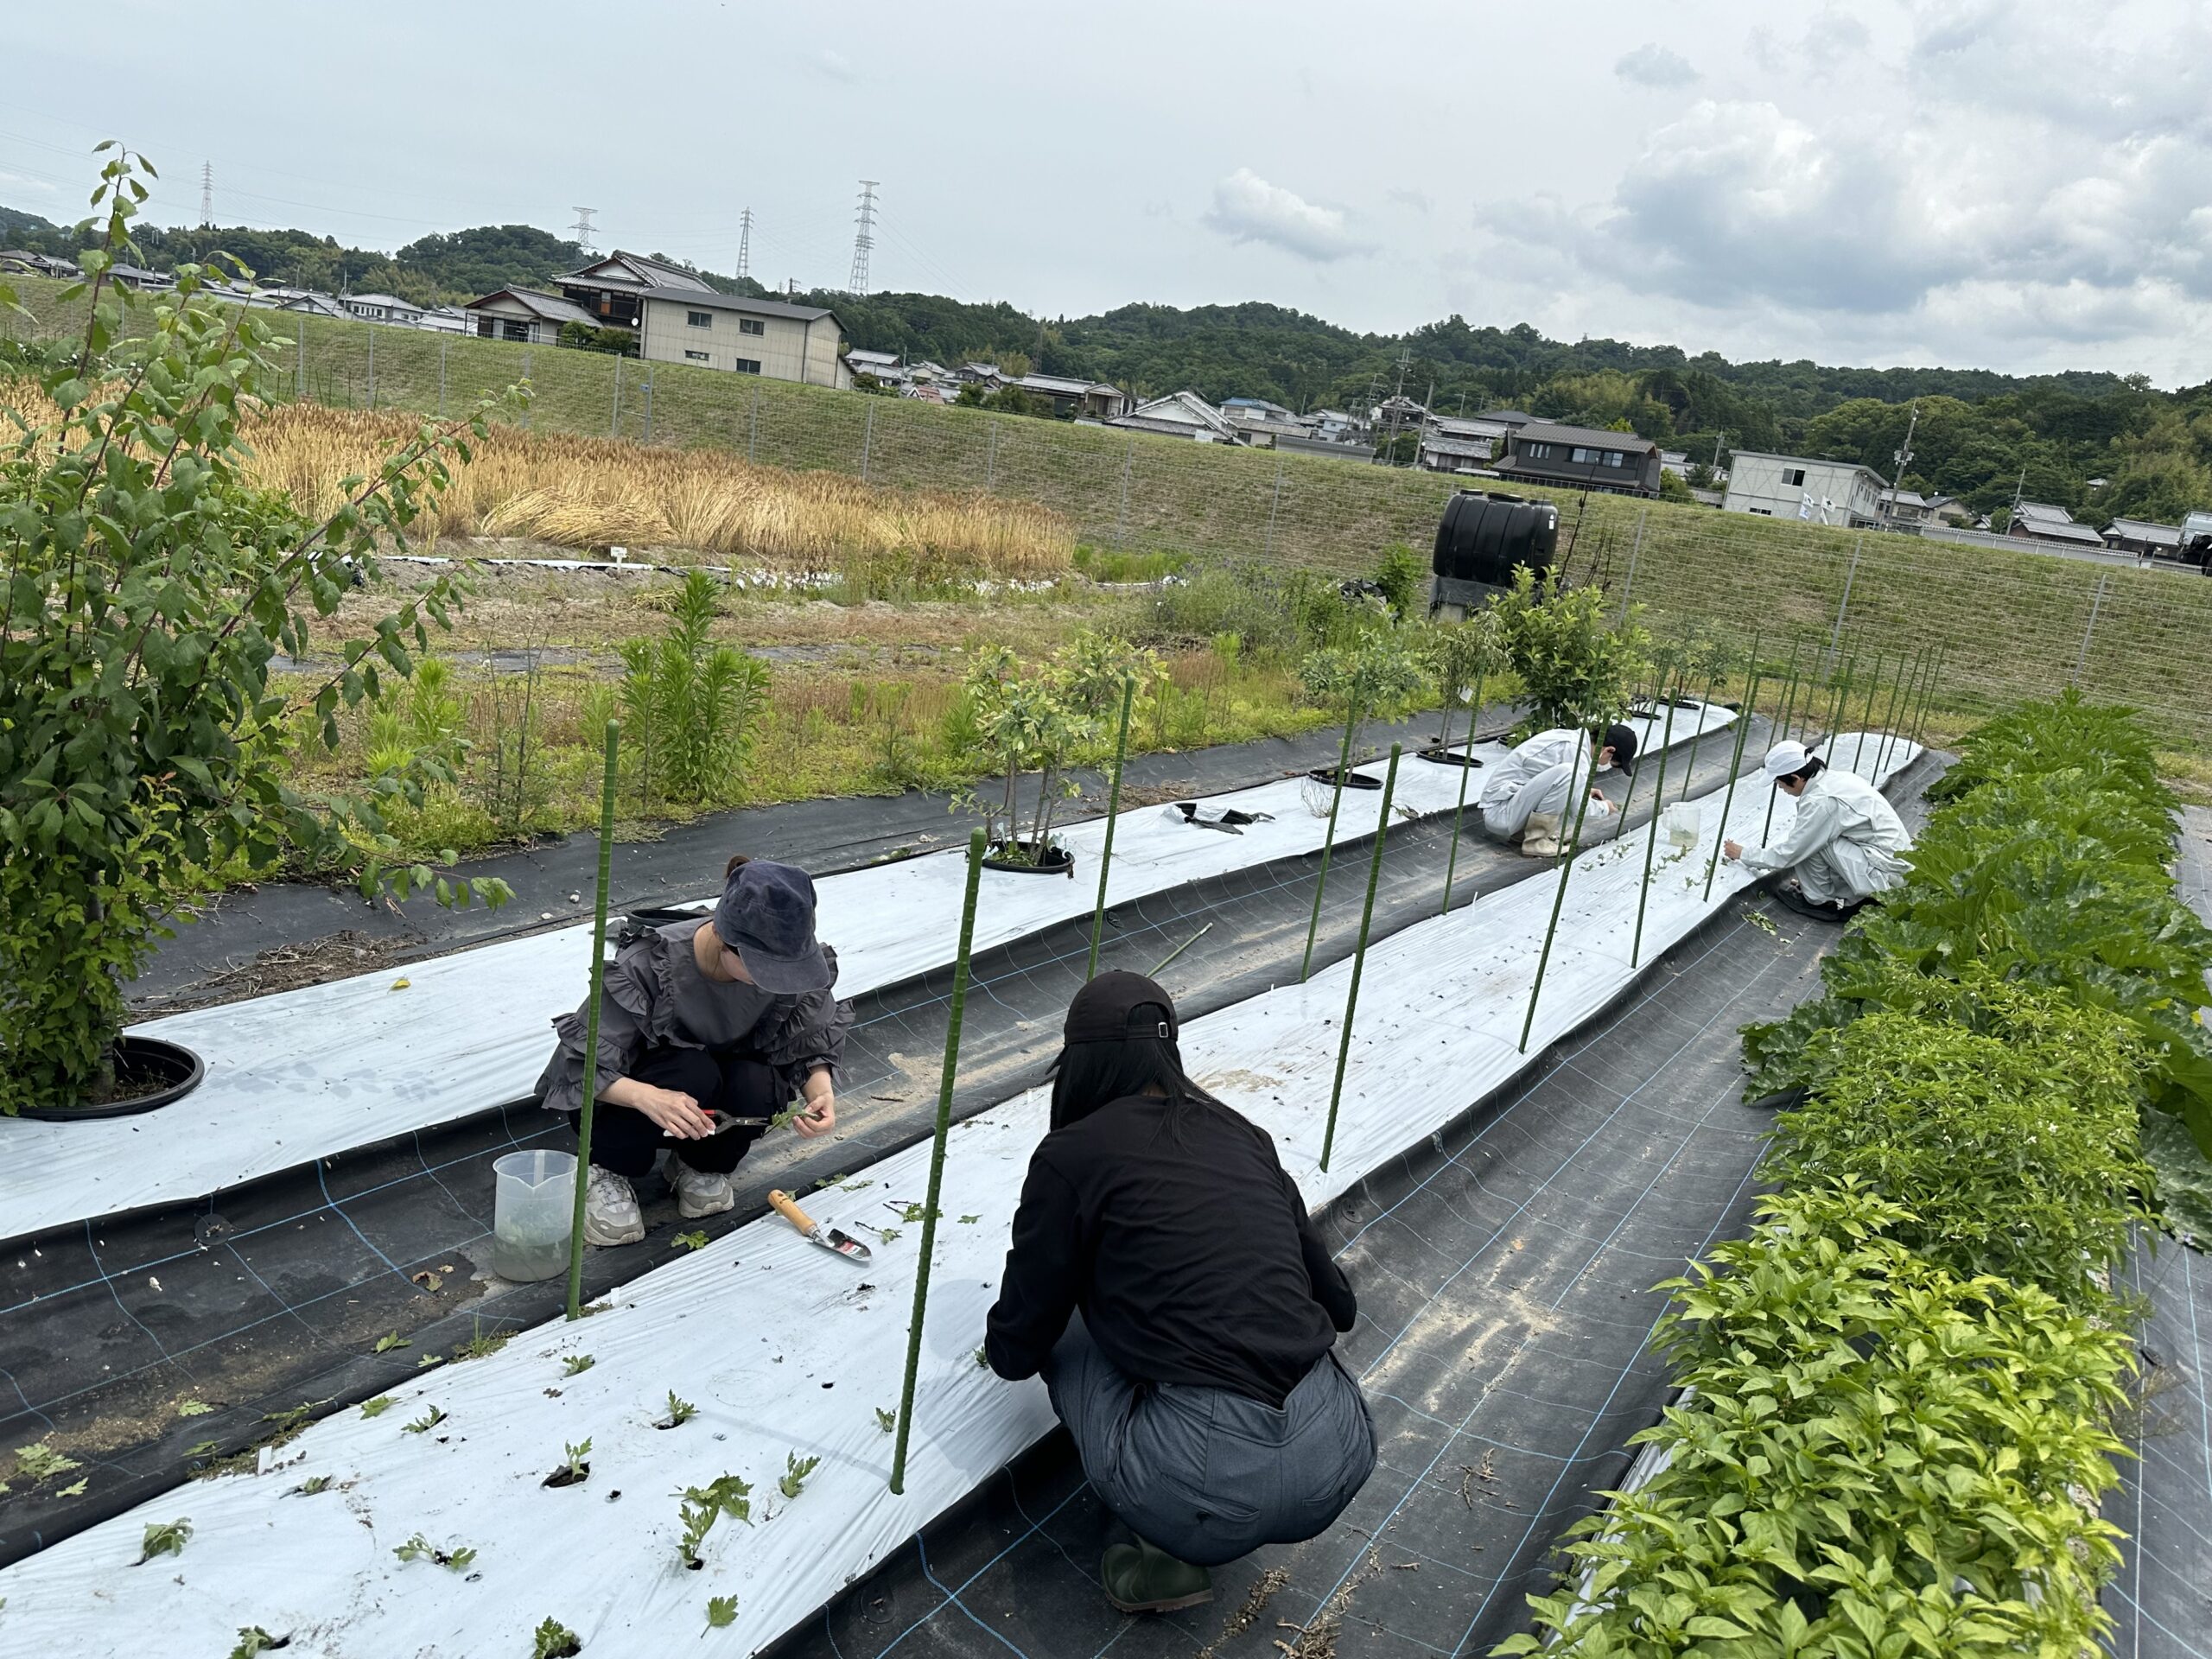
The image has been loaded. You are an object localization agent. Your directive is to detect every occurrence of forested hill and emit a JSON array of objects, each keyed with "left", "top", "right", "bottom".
[{"left": 8, "top": 204, "right": 2208, "bottom": 523}]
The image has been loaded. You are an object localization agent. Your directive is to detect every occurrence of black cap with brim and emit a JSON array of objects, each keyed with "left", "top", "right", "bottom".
[
  {"left": 714, "top": 860, "right": 831, "bottom": 995},
  {"left": 1603, "top": 721, "right": 1640, "bottom": 772},
  {"left": 1062, "top": 969, "right": 1179, "bottom": 1045}
]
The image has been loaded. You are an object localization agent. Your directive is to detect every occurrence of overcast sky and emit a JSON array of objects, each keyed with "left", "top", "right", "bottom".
[{"left": 7, "top": 0, "right": 2209, "bottom": 385}]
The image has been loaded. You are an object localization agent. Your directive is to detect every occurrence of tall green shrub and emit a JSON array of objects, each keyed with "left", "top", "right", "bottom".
[
  {"left": 0, "top": 148, "right": 511, "bottom": 1113},
  {"left": 617, "top": 570, "right": 769, "bottom": 810},
  {"left": 1489, "top": 567, "right": 1649, "bottom": 733}
]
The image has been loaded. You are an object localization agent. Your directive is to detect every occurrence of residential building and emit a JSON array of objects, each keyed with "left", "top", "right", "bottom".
[
  {"left": 845, "top": 347, "right": 904, "bottom": 383},
  {"left": 1418, "top": 416, "right": 1510, "bottom": 474},
  {"left": 1722, "top": 452, "right": 1886, "bottom": 525},
  {"left": 556, "top": 249, "right": 715, "bottom": 331},
  {"left": 1659, "top": 449, "right": 1691, "bottom": 479},
  {"left": 1494, "top": 423, "right": 1662, "bottom": 498},
  {"left": 1306, "top": 409, "right": 1361, "bottom": 442},
  {"left": 1224, "top": 410, "right": 1311, "bottom": 448},
  {"left": 2005, "top": 501, "right": 2108, "bottom": 550},
  {"left": 464, "top": 285, "right": 596, "bottom": 344},
  {"left": 1878, "top": 486, "right": 1936, "bottom": 529},
  {"left": 108, "top": 263, "right": 175, "bottom": 292},
  {"left": 342, "top": 292, "right": 425, "bottom": 326},
  {"left": 1222, "top": 396, "right": 1295, "bottom": 422},
  {"left": 2102, "top": 517, "right": 2182, "bottom": 559},
  {"left": 636, "top": 289, "right": 849, "bottom": 387},
  {"left": 274, "top": 291, "right": 354, "bottom": 321},
  {"left": 1014, "top": 372, "right": 1131, "bottom": 421},
  {"left": 1108, "top": 391, "right": 1236, "bottom": 442},
  {"left": 0, "top": 250, "right": 79, "bottom": 278},
  {"left": 1474, "top": 409, "right": 1541, "bottom": 430}
]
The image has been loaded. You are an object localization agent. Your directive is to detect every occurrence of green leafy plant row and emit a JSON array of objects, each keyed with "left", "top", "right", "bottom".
[{"left": 1505, "top": 690, "right": 2212, "bottom": 1655}]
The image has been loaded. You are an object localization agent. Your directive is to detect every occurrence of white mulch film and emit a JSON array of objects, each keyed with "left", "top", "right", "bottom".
[
  {"left": 0, "top": 734, "right": 1918, "bottom": 1659},
  {"left": 0, "top": 706, "right": 1737, "bottom": 1238}
]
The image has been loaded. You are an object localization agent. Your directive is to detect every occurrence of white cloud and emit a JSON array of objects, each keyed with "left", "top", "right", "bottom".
[
  {"left": 1202, "top": 168, "right": 1373, "bottom": 263},
  {"left": 1385, "top": 187, "right": 1433, "bottom": 213},
  {"left": 811, "top": 49, "right": 858, "bottom": 82},
  {"left": 0, "top": 170, "right": 57, "bottom": 195},
  {"left": 1613, "top": 44, "right": 1699, "bottom": 89}
]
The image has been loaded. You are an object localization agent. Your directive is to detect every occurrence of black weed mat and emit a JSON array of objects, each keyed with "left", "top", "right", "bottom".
[
  {"left": 2101, "top": 810, "right": 2212, "bottom": 1659},
  {"left": 767, "top": 891, "right": 1834, "bottom": 1659},
  {"left": 0, "top": 717, "right": 1798, "bottom": 1566}
]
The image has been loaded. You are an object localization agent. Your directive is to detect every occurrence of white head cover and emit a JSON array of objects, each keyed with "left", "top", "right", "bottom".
[{"left": 1761, "top": 741, "right": 1812, "bottom": 784}]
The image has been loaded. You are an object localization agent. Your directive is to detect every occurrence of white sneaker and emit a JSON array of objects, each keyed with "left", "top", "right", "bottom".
[
  {"left": 670, "top": 1153, "right": 734, "bottom": 1219},
  {"left": 582, "top": 1164, "right": 645, "bottom": 1246}
]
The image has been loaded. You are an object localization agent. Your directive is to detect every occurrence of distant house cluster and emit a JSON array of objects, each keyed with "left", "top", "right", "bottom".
[
  {"left": 845, "top": 352, "right": 1129, "bottom": 419},
  {"left": 0, "top": 248, "right": 474, "bottom": 332}
]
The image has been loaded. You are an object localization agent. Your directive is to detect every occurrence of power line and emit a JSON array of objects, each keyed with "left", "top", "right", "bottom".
[
  {"left": 848, "top": 180, "right": 878, "bottom": 297},
  {"left": 737, "top": 207, "right": 753, "bottom": 283},
  {"left": 569, "top": 207, "right": 599, "bottom": 254}
]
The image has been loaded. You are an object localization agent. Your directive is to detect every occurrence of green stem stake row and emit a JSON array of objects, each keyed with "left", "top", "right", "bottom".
[
  {"left": 1762, "top": 645, "right": 1806, "bottom": 848},
  {"left": 1439, "top": 670, "right": 1489, "bottom": 918},
  {"left": 566, "top": 720, "right": 620, "bottom": 1323},
  {"left": 1611, "top": 668, "right": 1656, "bottom": 845},
  {"left": 1703, "top": 642, "right": 1764, "bottom": 902},
  {"left": 1873, "top": 646, "right": 1918, "bottom": 778},
  {"left": 1320, "top": 744, "right": 1402, "bottom": 1172},
  {"left": 1519, "top": 729, "right": 1608, "bottom": 1054},
  {"left": 1084, "top": 676, "right": 1136, "bottom": 981},
  {"left": 1630, "top": 672, "right": 1688, "bottom": 969},
  {"left": 1853, "top": 646, "right": 1887, "bottom": 772},
  {"left": 1301, "top": 691, "right": 1363, "bottom": 982},
  {"left": 889, "top": 828, "right": 987, "bottom": 1497}
]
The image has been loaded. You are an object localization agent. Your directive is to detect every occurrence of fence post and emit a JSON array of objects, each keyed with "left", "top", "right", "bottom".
[
  {"left": 985, "top": 418, "right": 998, "bottom": 490},
  {"left": 1320, "top": 746, "right": 1402, "bottom": 1172},
  {"left": 888, "top": 830, "right": 987, "bottom": 1496},
  {"left": 861, "top": 400, "right": 874, "bottom": 482},
  {"left": 747, "top": 381, "right": 760, "bottom": 463},
  {"left": 521, "top": 348, "right": 531, "bottom": 429},
  {"left": 365, "top": 326, "right": 375, "bottom": 411},
  {"left": 1114, "top": 437, "right": 1134, "bottom": 550},
  {"left": 2072, "top": 572, "right": 2108, "bottom": 686},
  {"left": 296, "top": 315, "right": 307, "bottom": 402},
  {"left": 1827, "top": 538, "right": 1861, "bottom": 671},
  {"left": 643, "top": 371, "right": 654, "bottom": 443},
  {"left": 611, "top": 354, "right": 622, "bottom": 437},
  {"left": 1617, "top": 507, "right": 1646, "bottom": 622},
  {"left": 1262, "top": 457, "right": 1285, "bottom": 560}
]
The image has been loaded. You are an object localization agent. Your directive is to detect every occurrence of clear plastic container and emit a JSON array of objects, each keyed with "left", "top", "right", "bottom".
[
  {"left": 491, "top": 1149, "right": 576, "bottom": 1281},
  {"left": 1661, "top": 801, "right": 1701, "bottom": 851}
]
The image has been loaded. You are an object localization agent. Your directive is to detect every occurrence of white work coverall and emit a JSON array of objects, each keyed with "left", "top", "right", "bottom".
[
  {"left": 1739, "top": 767, "right": 1911, "bottom": 904},
  {"left": 1478, "top": 729, "right": 1612, "bottom": 843}
]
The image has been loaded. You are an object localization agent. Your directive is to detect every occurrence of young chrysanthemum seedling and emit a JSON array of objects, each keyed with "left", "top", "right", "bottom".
[
  {"left": 137, "top": 1517, "right": 192, "bottom": 1564},
  {"left": 531, "top": 1616, "right": 582, "bottom": 1657},
  {"left": 401, "top": 1406, "right": 447, "bottom": 1435},
  {"left": 777, "top": 1453, "right": 821, "bottom": 1501},
  {"left": 175, "top": 1398, "right": 214, "bottom": 1418},
  {"left": 228, "top": 1626, "right": 284, "bottom": 1659},
  {"left": 657, "top": 1392, "right": 697, "bottom": 1430},
  {"left": 874, "top": 1408, "right": 896, "bottom": 1434},
  {"left": 392, "top": 1533, "right": 476, "bottom": 1572},
  {"left": 359, "top": 1396, "right": 394, "bottom": 1419},
  {"left": 675, "top": 1474, "right": 753, "bottom": 1568},
  {"left": 14, "top": 1441, "right": 81, "bottom": 1483},
  {"left": 562, "top": 1354, "right": 595, "bottom": 1377},
  {"left": 372, "top": 1332, "right": 410, "bottom": 1354},
  {"left": 706, "top": 1595, "right": 739, "bottom": 1630},
  {"left": 674, "top": 1230, "right": 709, "bottom": 1252},
  {"left": 544, "top": 1439, "right": 594, "bottom": 1489},
  {"left": 293, "top": 1474, "right": 333, "bottom": 1497}
]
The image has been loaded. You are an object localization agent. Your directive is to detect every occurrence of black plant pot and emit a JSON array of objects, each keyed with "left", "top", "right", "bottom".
[
  {"left": 1415, "top": 747, "right": 1484, "bottom": 768},
  {"left": 982, "top": 839, "right": 1077, "bottom": 877},
  {"left": 1307, "top": 766, "right": 1383, "bottom": 791},
  {"left": 15, "top": 1035, "right": 207, "bottom": 1121}
]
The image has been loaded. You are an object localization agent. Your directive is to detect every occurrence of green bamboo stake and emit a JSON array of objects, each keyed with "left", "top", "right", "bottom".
[
  {"left": 1851, "top": 647, "right": 1886, "bottom": 772},
  {"left": 1677, "top": 658, "right": 1719, "bottom": 804},
  {"left": 1084, "top": 677, "right": 1136, "bottom": 980},
  {"left": 1630, "top": 673, "right": 1687, "bottom": 969},
  {"left": 1519, "top": 733, "right": 1608, "bottom": 1053},
  {"left": 1820, "top": 651, "right": 1855, "bottom": 752},
  {"left": 565, "top": 720, "right": 621, "bottom": 1323},
  {"left": 1872, "top": 646, "right": 1918, "bottom": 778},
  {"left": 1148, "top": 922, "right": 1213, "bottom": 976},
  {"left": 890, "top": 829, "right": 988, "bottom": 1496},
  {"left": 1439, "top": 667, "right": 1488, "bottom": 916},
  {"left": 1320, "top": 745, "right": 1401, "bottom": 1172},
  {"left": 1300, "top": 690, "right": 1363, "bottom": 982},
  {"left": 1914, "top": 645, "right": 1946, "bottom": 745},
  {"left": 1761, "top": 645, "right": 1805, "bottom": 848},
  {"left": 1703, "top": 648, "right": 1763, "bottom": 902},
  {"left": 1611, "top": 664, "right": 1656, "bottom": 844}
]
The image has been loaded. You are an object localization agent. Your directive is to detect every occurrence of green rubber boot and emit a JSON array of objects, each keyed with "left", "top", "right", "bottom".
[{"left": 1101, "top": 1535, "right": 1214, "bottom": 1614}]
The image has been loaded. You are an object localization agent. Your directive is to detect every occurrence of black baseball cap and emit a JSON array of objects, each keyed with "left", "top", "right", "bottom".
[
  {"left": 712, "top": 859, "right": 830, "bottom": 995},
  {"left": 1063, "top": 970, "right": 1179, "bottom": 1045},
  {"left": 1601, "top": 721, "right": 1639, "bottom": 772}
]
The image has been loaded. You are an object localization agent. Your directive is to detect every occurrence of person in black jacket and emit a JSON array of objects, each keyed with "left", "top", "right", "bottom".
[{"left": 985, "top": 972, "right": 1376, "bottom": 1616}]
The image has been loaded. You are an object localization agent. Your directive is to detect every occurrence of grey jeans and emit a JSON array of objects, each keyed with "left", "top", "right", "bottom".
[{"left": 1043, "top": 1316, "right": 1377, "bottom": 1567}]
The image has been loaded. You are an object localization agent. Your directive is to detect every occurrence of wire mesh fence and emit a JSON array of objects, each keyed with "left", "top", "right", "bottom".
[{"left": 10, "top": 278, "right": 2207, "bottom": 730}]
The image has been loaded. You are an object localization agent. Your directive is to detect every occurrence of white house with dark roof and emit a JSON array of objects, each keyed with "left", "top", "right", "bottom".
[
  {"left": 342, "top": 292, "right": 426, "bottom": 326},
  {"left": 464, "top": 285, "right": 597, "bottom": 344},
  {"left": 556, "top": 250, "right": 717, "bottom": 332},
  {"left": 1014, "top": 372, "right": 1131, "bottom": 421},
  {"left": 636, "top": 289, "right": 849, "bottom": 388},
  {"left": 1108, "top": 391, "right": 1236, "bottom": 442},
  {"left": 2005, "top": 501, "right": 2108, "bottom": 550},
  {"left": 2102, "top": 517, "right": 2183, "bottom": 558}
]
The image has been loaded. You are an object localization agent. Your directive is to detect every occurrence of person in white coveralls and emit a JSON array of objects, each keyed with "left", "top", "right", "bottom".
[
  {"left": 1722, "top": 741, "right": 1912, "bottom": 920},
  {"left": 1478, "top": 721, "right": 1638, "bottom": 856}
]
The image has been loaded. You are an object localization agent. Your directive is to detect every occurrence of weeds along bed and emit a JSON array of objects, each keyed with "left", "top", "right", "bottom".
[{"left": 1504, "top": 690, "right": 2212, "bottom": 1657}]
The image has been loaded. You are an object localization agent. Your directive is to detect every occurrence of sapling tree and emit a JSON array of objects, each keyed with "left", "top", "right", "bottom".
[
  {"left": 1420, "top": 608, "right": 1507, "bottom": 753},
  {"left": 0, "top": 147, "right": 517, "bottom": 1113},
  {"left": 956, "top": 643, "right": 1105, "bottom": 863},
  {"left": 1488, "top": 567, "right": 1649, "bottom": 735},
  {"left": 1296, "top": 625, "right": 1425, "bottom": 774},
  {"left": 616, "top": 569, "right": 768, "bottom": 810}
]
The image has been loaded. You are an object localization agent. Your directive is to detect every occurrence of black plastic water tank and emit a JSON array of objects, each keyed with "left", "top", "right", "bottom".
[{"left": 1431, "top": 492, "right": 1559, "bottom": 587}]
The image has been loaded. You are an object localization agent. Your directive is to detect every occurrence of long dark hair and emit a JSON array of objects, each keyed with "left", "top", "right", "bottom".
[{"left": 1048, "top": 1033, "right": 1224, "bottom": 1134}]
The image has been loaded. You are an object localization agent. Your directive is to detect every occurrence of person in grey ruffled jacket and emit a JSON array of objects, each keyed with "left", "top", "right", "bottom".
[{"left": 536, "top": 855, "right": 853, "bottom": 1246}]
